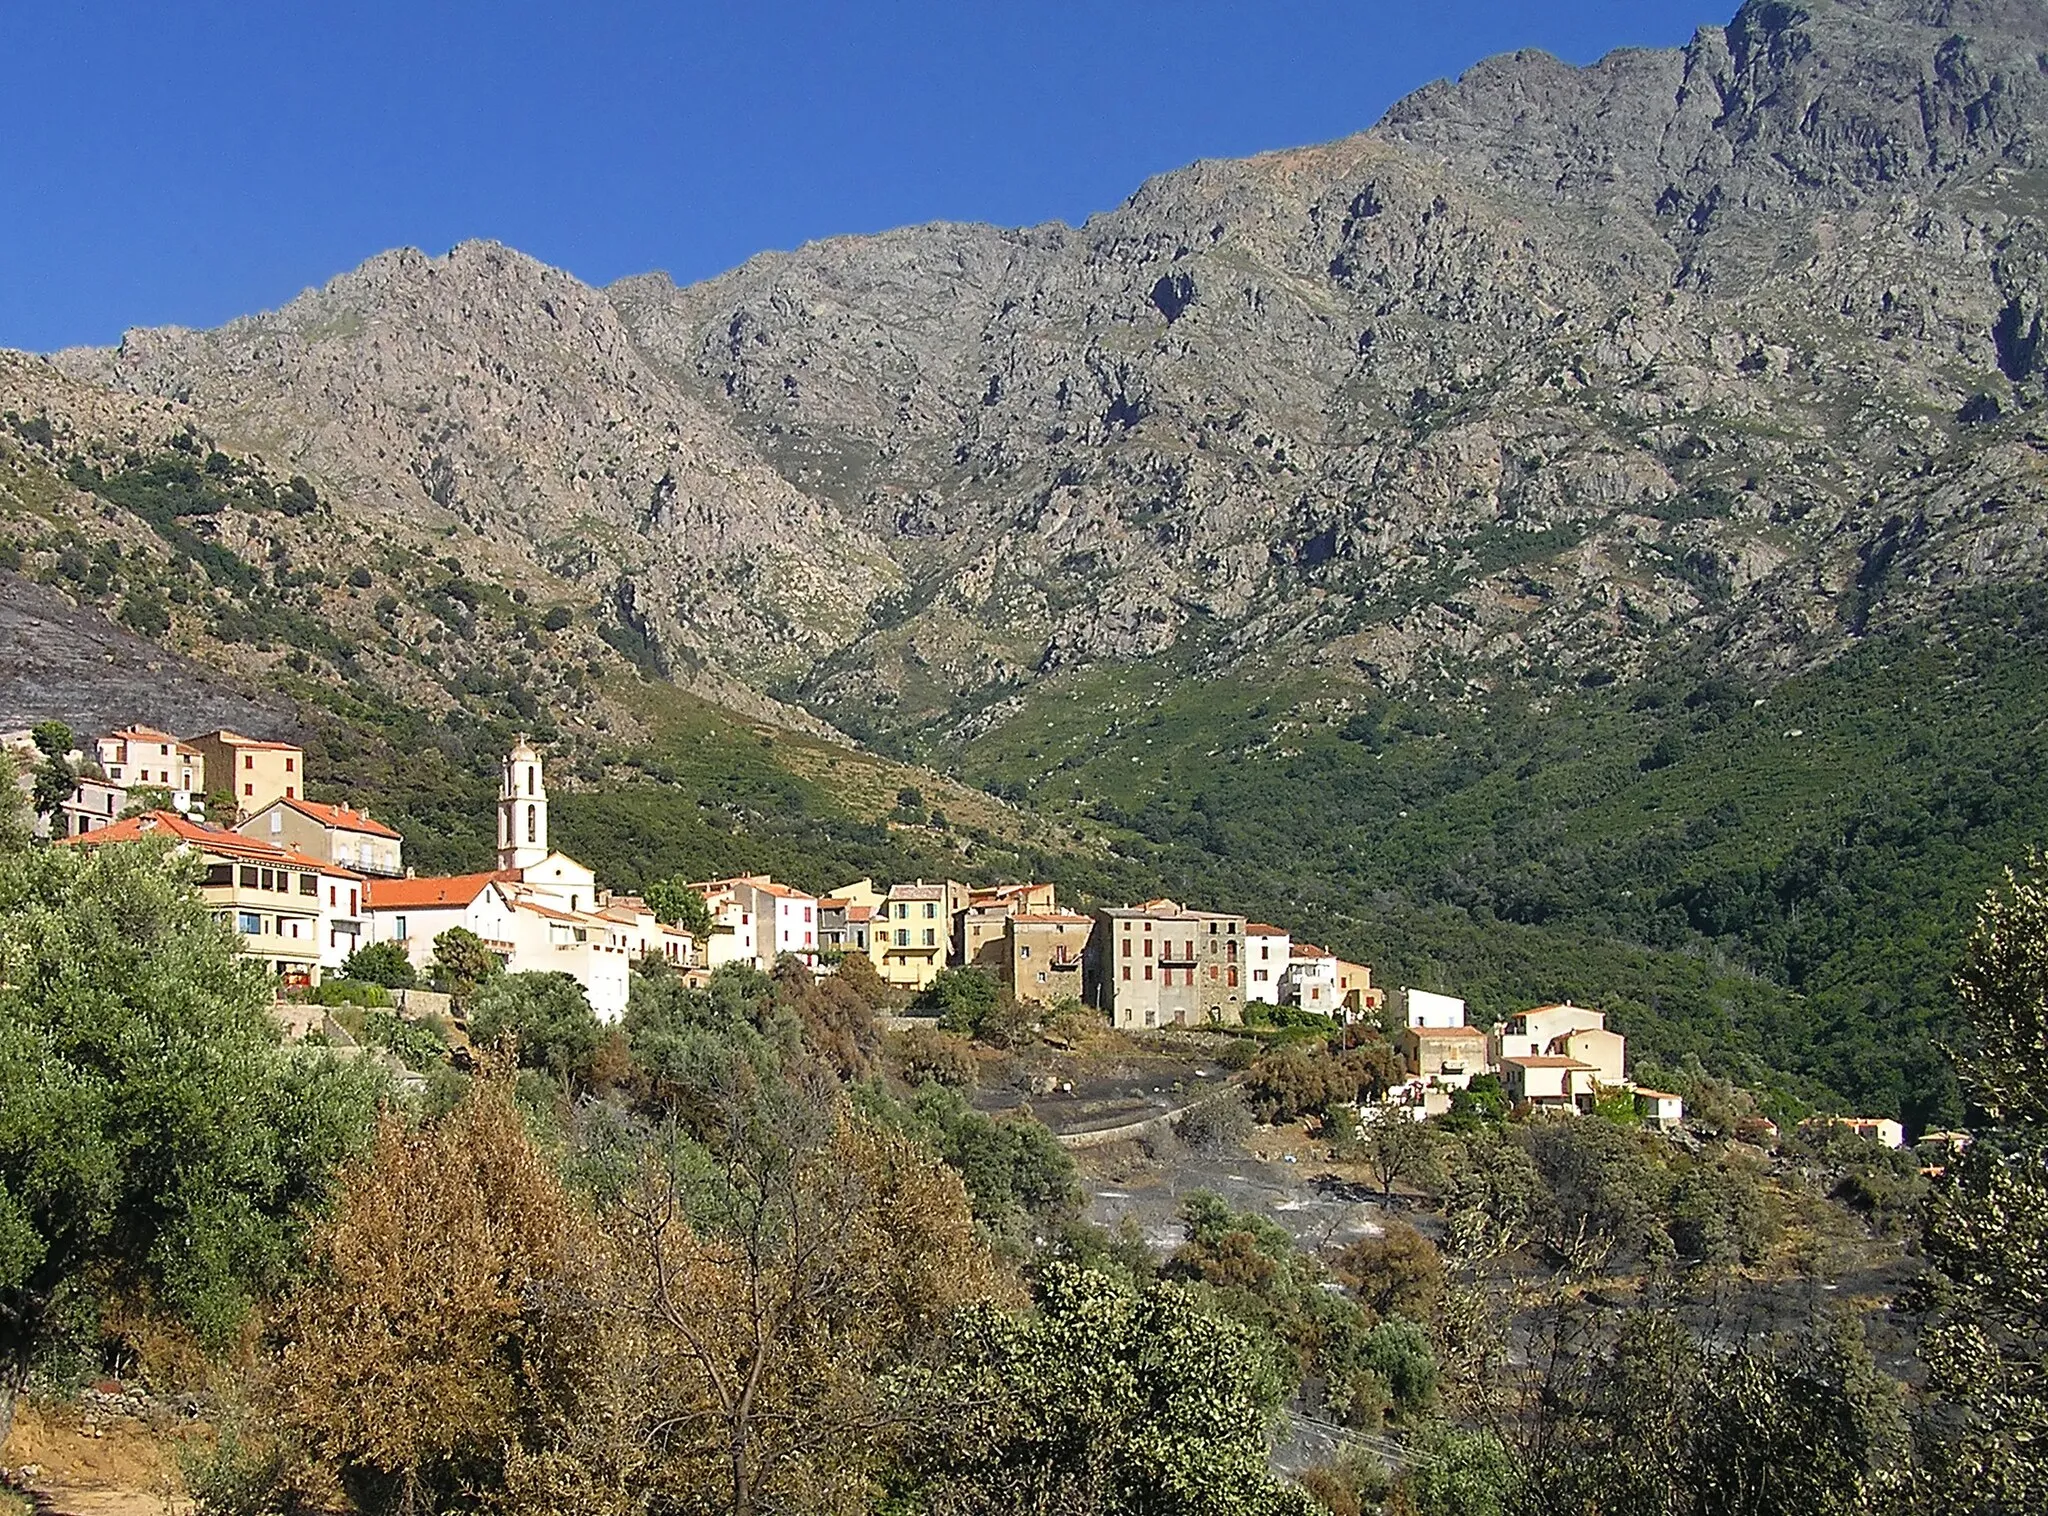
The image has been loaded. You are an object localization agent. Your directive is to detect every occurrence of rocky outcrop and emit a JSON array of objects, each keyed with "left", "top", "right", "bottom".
[{"left": 28, "top": 0, "right": 2048, "bottom": 744}]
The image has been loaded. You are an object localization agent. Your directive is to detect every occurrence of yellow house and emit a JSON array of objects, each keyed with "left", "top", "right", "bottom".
[
  {"left": 189, "top": 730, "right": 307, "bottom": 819},
  {"left": 877, "top": 880, "right": 956, "bottom": 992}
]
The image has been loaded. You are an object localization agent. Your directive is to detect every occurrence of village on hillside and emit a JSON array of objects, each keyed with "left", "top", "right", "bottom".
[{"left": 0, "top": 718, "right": 1774, "bottom": 1140}]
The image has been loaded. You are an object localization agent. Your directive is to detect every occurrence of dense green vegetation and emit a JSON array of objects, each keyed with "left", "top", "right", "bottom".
[{"left": 929, "top": 587, "right": 2048, "bottom": 1125}]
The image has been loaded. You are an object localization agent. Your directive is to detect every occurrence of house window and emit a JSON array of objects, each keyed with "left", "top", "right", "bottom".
[
  {"left": 329, "top": 885, "right": 337, "bottom": 906},
  {"left": 109, "top": 767, "right": 123, "bottom": 780},
  {"left": 1020, "top": 945, "right": 1031, "bottom": 959},
  {"left": 526, "top": 805, "right": 537, "bottom": 842},
  {"left": 1121, "top": 966, "right": 1130, "bottom": 982},
  {"left": 300, "top": 874, "right": 317, "bottom": 895},
  {"left": 895, "top": 929, "right": 909, "bottom": 947},
  {"left": 1122, "top": 938, "right": 1131, "bottom": 957},
  {"left": 1037, "top": 971, "right": 1047, "bottom": 984},
  {"left": 349, "top": 888, "right": 358, "bottom": 914},
  {"left": 923, "top": 902, "right": 936, "bottom": 919},
  {"left": 237, "top": 912, "right": 261, "bottom": 935},
  {"left": 922, "top": 929, "right": 936, "bottom": 948},
  {"left": 1227, "top": 941, "right": 1237, "bottom": 961},
  {"left": 394, "top": 915, "right": 408, "bottom": 940},
  {"left": 1227, "top": 967, "right": 1238, "bottom": 988},
  {"left": 527, "top": 768, "right": 535, "bottom": 796},
  {"left": 1144, "top": 965, "right": 1153, "bottom": 981},
  {"left": 285, "top": 757, "right": 295, "bottom": 773},
  {"left": 243, "top": 783, "right": 253, "bottom": 797},
  {"left": 803, "top": 906, "right": 813, "bottom": 923},
  {"left": 244, "top": 755, "right": 253, "bottom": 770},
  {"left": 286, "top": 786, "right": 295, "bottom": 799},
  {"left": 1143, "top": 938, "right": 1153, "bottom": 957},
  {"left": 239, "top": 866, "right": 258, "bottom": 887},
  {"left": 1260, "top": 944, "right": 1270, "bottom": 960}
]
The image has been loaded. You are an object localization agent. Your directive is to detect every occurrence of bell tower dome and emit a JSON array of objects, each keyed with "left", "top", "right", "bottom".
[{"left": 497, "top": 737, "right": 549, "bottom": 873}]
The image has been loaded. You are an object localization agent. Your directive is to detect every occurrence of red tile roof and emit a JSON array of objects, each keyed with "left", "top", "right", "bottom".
[
  {"left": 1244, "top": 923, "right": 1289, "bottom": 936},
  {"left": 272, "top": 797, "right": 402, "bottom": 840},
  {"left": 364, "top": 870, "right": 517, "bottom": 910},
  {"left": 1504, "top": 1056, "right": 1595, "bottom": 1070},
  {"left": 59, "top": 810, "right": 355, "bottom": 874}
]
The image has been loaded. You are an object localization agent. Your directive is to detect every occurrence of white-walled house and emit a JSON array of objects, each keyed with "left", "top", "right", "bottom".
[
  {"left": 693, "top": 875, "right": 818, "bottom": 969},
  {"left": 1396, "top": 987, "right": 1468, "bottom": 1029},
  {"left": 364, "top": 871, "right": 523, "bottom": 969},
  {"left": 1244, "top": 923, "right": 1291, "bottom": 1006},
  {"left": 1283, "top": 946, "right": 1341, "bottom": 1015}
]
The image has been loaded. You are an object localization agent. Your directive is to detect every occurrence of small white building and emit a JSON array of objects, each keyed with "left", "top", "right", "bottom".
[
  {"left": 1396, "top": 987, "right": 1467, "bottom": 1029},
  {"left": 1283, "top": 946, "right": 1341, "bottom": 1016},
  {"left": 694, "top": 874, "right": 818, "bottom": 969},
  {"left": 1244, "top": 924, "right": 1291, "bottom": 1006},
  {"left": 1634, "top": 1088, "right": 1686, "bottom": 1131}
]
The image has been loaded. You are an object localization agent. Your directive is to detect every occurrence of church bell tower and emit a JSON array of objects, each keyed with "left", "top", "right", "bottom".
[{"left": 498, "top": 737, "right": 549, "bottom": 874}]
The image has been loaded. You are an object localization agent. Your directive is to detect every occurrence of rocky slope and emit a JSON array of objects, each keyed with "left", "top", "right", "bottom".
[{"left": 32, "top": 0, "right": 2048, "bottom": 752}]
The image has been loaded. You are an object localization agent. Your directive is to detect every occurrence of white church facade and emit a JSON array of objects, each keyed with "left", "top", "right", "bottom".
[{"left": 362, "top": 738, "right": 689, "bottom": 1022}]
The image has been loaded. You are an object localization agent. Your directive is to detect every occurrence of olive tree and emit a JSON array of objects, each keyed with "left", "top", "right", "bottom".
[{"left": 0, "top": 839, "right": 380, "bottom": 1443}]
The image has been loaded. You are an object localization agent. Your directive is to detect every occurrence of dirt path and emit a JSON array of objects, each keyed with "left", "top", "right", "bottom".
[{"left": 3, "top": 1404, "right": 190, "bottom": 1516}]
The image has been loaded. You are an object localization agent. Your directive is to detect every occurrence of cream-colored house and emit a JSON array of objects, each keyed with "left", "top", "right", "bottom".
[
  {"left": 877, "top": 880, "right": 956, "bottom": 991},
  {"left": 1560, "top": 1027, "right": 1626, "bottom": 1087},
  {"left": 1333, "top": 959, "right": 1385, "bottom": 1021},
  {"left": 94, "top": 726, "right": 205, "bottom": 796},
  {"left": 1502, "top": 1055, "right": 1598, "bottom": 1113},
  {"left": 61, "top": 809, "right": 360, "bottom": 986},
  {"left": 1243, "top": 924, "right": 1290, "bottom": 1006},
  {"left": 240, "top": 796, "right": 404, "bottom": 878}
]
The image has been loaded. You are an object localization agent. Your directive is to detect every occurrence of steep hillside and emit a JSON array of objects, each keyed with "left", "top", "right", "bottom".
[
  {"left": 9, "top": 0, "right": 2048, "bottom": 1117},
  {"left": 0, "top": 376, "right": 1097, "bottom": 885}
]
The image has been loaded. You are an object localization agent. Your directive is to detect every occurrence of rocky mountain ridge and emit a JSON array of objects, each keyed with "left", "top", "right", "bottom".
[{"left": 26, "top": 0, "right": 2048, "bottom": 754}]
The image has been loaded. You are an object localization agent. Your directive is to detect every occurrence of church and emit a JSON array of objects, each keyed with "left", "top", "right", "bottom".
[{"left": 361, "top": 738, "right": 690, "bottom": 1021}]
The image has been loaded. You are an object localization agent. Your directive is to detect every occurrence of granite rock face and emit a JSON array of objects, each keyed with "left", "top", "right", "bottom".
[{"left": 39, "top": 0, "right": 2048, "bottom": 738}]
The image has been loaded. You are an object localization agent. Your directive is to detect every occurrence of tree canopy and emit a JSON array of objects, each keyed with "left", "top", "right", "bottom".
[{"left": 0, "top": 840, "right": 380, "bottom": 1439}]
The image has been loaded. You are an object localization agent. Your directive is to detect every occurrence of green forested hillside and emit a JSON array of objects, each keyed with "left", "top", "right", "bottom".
[{"left": 933, "top": 588, "right": 2048, "bottom": 1126}]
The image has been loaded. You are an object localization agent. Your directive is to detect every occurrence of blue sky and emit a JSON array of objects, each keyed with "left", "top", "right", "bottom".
[{"left": 1, "top": 0, "right": 1720, "bottom": 352}]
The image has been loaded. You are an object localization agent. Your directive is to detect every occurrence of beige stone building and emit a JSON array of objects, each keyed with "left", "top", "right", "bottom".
[
  {"left": 1006, "top": 912, "right": 1092, "bottom": 1006},
  {"left": 1090, "top": 898, "right": 1246, "bottom": 1030},
  {"left": 960, "top": 882, "right": 1059, "bottom": 969},
  {"left": 1400, "top": 1026, "right": 1492, "bottom": 1089}
]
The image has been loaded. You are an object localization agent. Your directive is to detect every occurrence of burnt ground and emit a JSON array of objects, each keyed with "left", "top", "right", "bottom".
[
  {"left": 967, "top": 1033, "right": 1236, "bottom": 1137},
  {"left": 0, "top": 572, "right": 292, "bottom": 737}
]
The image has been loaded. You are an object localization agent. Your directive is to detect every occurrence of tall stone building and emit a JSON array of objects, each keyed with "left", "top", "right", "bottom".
[{"left": 1089, "top": 898, "right": 1246, "bottom": 1030}]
